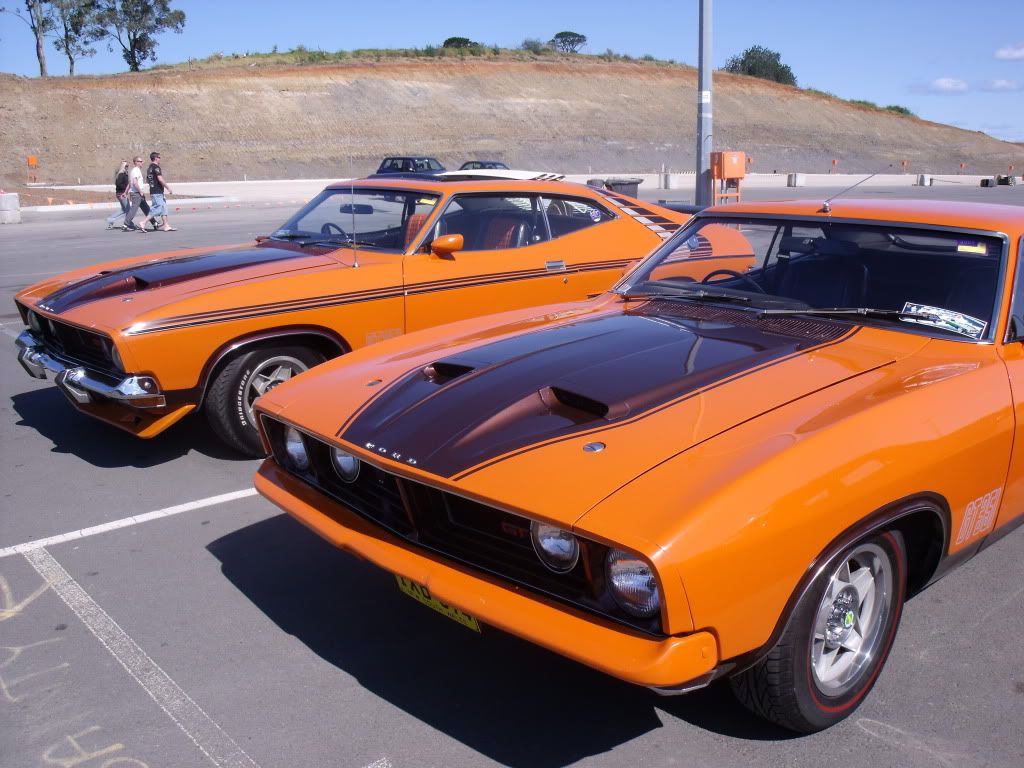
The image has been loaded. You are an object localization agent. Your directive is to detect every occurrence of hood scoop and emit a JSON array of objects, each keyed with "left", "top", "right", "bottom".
[
  {"left": 423, "top": 360, "right": 477, "bottom": 385},
  {"left": 541, "top": 386, "right": 619, "bottom": 420}
]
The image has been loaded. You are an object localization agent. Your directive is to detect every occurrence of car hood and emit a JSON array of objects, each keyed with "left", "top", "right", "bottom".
[
  {"left": 310, "top": 299, "right": 927, "bottom": 526},
  {"left": 24, "top": 243, "right": 339, "bottom": 327}
]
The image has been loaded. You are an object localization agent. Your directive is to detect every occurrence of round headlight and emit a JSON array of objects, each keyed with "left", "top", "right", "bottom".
[
  {"left": 530, "top": 521, "right": 579, "bottom": 573},
  {"left": 331, "top": 447, "right": 360, "bottom": 482},
  {"left": 27, "top": 311, "right": 43, "bottom": 333},
  {"left": 283, "top": 426, "right": 310, "bottom": 472},
  {"left": 606, "top": 549, "right": 660, "bottom": 618},
  {"left": 109, "top": 342, "right": 124, "bottom": 371}
]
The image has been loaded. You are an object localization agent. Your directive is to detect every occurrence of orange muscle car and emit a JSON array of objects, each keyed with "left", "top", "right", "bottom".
[
  {"left": 254, "top": 199, "right": 1024, "bottom": 731},
  {"left": 14, "top": 177, "right": 683, "bottom": 454}
]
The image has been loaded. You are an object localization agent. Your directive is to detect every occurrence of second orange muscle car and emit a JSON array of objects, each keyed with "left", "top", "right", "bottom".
[
  {"left": 14, "top": 176, "right": 683, "bottom": 454},
  {"left": 254, "top": 199, "right": 1024, "bottom": 731}
]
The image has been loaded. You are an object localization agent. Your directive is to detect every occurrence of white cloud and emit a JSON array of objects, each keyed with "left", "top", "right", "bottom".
[
  {"left": 927, "top": 78, "right": 969, "bottom": 93},
  {"left": 981, "top": 79, "right": 1022, "bottom": 92},
  {"left": 994, "top": 43, "right": 1024, "bottom": 60}
]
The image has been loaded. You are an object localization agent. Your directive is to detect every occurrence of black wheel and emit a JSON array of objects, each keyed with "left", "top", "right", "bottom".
[
  {"left": 730, "top": 530, "right": 906, "bottom": 732},
  {"left": 702, "top": 268, "right": 766, "bottom": 293},
  {"left": 204, "top": 345, "right": 325, "bottom": 456}
]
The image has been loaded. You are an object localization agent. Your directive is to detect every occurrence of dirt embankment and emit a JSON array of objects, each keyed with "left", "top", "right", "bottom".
[{"left": 2, "top": 58, "right": 1022, "bottom": 186}]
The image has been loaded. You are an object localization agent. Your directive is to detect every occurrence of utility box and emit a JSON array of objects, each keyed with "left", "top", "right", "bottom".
[
  {"left": 711, "top": 151, "right": 746, "bottom": 180},
  {"left": 711, "top": 151, "right": 746, "bottom": 204}
]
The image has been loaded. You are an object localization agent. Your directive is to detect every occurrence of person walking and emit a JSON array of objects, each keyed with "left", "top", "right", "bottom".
[
  {"left": 104, "top": 161, "right": 130, "bottom": 229},
  {"left": 146, "top": 151, "right": 176, "bottom": 231},
  {"left": 122, "top": 156, "right": 149, "bottom": 232}
]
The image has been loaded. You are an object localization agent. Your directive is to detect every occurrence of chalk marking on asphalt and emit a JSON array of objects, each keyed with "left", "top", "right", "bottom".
[
  {"left": 0, "top": 488, "right": 258, "bottom": 559},
  {"left": 24, "top": 546, "right": 261, "bottom": 768},
  {"left": 363, "top": 759, "right": 392, "bottom": 768}
]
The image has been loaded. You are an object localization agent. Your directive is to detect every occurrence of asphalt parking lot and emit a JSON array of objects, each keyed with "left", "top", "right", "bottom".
[{"left": 2, "top": 185, "right": 1023, "bottom": 768}]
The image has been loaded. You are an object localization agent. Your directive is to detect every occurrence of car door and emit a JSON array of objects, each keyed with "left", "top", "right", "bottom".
[
  {"left": 402, "top": 193, "right": 570, "bottom": 332},
  {"left": 992, "top": 234, "right": 1024, "bottom": 535},
  {"left": 539, "top": 194, "right": 652, "bottom": 299}
]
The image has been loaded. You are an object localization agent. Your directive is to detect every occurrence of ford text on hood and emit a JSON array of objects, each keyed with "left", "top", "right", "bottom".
[
  {"left": 255, "top": 200, "right": 1024, "bottom": 732},
  {"left": 13, "top": 178, "right": 680, "bottom": 455}
]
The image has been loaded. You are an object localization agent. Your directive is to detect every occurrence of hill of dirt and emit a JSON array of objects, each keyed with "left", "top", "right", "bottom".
[{"left": 2, "top": 57, "right": 1022, "bottom": 186}]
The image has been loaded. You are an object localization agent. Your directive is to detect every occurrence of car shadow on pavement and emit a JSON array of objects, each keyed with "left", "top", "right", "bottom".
[
  {"left": 11, "top": 388, "right": 248, "bottom": 467},
  {"left": 209, "top": 515, "right": 796, "bottom": 766}
]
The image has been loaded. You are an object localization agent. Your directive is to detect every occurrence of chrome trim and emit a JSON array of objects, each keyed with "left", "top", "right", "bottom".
[{"left": 15, "top": 331, "right": 166, "bottom": 408}]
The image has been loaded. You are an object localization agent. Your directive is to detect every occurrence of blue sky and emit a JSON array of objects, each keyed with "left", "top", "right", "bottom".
[{"left": 2, "top": 0, "right": 1022, "bottom": 142}]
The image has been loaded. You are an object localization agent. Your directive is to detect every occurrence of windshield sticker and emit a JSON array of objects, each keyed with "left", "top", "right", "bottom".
[
  {"left": 901, "top": 301, "right": 987, "bottom": 339},
  {"left": 589, "top": 208, "right": 602, "bottom": 222},
  {"left": 418, "top": 198, "right": 436, "bottom": 206},
  {"left": 957, "top": 240, "right": 987, "bottom": 254}
]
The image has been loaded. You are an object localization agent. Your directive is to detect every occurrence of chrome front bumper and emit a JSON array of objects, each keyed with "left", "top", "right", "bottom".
[{"left": 16, "top": 330, "right": 166, "bottom": 408}]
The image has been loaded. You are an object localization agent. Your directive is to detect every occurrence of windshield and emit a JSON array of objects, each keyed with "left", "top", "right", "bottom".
[
  {"left": 617, "top": 217, "right": 1005, "bottom": 341},
  {"left": 273, "top": 188, "right": 441, "bottom": 252}
]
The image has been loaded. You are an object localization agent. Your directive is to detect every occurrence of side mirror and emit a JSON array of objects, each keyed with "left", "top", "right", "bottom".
[{"left": 430, "top": 234, "right": 464, "bottom": 259}]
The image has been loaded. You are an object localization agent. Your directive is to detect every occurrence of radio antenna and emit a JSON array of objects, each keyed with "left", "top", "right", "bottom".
[
  {"left": 350, "top": 180, "right": 359, "bottom": 269},
  {"left": 819, "top": 172, "right": 879, "bottom": 213}
]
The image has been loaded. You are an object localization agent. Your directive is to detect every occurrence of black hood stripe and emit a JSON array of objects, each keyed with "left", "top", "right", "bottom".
[
  {"left": 450, "top": 326, "right": 860, "bottom": 481},
  {"left": 338, "top": 302, "right": 859, "bottom": 479},
  {"left": 39, "top": 245, "right": 309, "bottom": 315}
]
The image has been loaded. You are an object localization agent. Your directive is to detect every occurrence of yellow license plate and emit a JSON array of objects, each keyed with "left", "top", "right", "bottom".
[{"left": 396, "top": 575, "right": 481, "bottom": 633}]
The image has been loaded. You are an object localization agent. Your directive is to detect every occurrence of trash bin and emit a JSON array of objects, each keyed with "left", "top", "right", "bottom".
[{"left": 605, "top": 177, "right": 643, "bottom": 196}]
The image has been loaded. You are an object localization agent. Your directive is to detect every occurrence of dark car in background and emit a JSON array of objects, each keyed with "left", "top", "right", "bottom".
[
  {"left": 459, "top": 160, "right": 510, "bottom": 170},
  {"left": 376, "top": 157, "right": 446, "bottom": 175}
]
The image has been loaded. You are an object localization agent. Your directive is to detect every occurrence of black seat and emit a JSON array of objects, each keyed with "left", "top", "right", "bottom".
[
  {"left": 945, "top": 265, "right": 997, "bottom": 320},
  {"left": 777, "top": 256, "right": 869, "bottom": 307}
]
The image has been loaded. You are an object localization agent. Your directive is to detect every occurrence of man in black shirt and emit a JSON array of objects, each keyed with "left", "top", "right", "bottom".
[{"left": 146, "top": 151, "right": 176, "bottom": 231}]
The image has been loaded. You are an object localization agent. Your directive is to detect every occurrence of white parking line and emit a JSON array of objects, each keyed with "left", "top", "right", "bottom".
[
  {"left": 24, "top": 547, "right": 262, "bottom": 768},
  {"left": 0, "top": 489, "right": 258, "bottom": 559}
]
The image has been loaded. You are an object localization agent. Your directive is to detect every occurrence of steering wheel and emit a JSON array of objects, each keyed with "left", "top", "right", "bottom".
[
  {"left": 702, "top": 268, "right": 766, "bottom": 293},
  {"left": 321, "top": 222, "right": 348, "bottom": 237}
]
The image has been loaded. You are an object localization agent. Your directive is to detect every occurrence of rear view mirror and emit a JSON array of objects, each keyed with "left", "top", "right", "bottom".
[
  {"left": 430, "top": 234, "right": 464, "bottom": 259},
  {"left": 339, "top": 203, "right": 374, "bottom": 215}
]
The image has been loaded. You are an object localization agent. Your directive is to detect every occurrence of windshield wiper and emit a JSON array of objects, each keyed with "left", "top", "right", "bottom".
[
  {"left": 617, "top": 286, "right": 751, "bottom": 304},
  {"left": 757, "top": 307, "right": 939, "bottom": 322},
  {"left": 310, "top": 237, "right": 383, "bottom": 249}
]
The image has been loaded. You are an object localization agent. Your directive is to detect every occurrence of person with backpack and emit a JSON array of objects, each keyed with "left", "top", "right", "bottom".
[
  {"left": 122, "top": 156, "right": 149, "bottom": 232},
  {"left": 104, "top": 161, "right": 130, "bottom": 229}
]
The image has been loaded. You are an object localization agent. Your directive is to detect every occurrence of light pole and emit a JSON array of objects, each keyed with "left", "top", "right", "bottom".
[{"left": 695, "top": 0, "right": 713, "bottom": 207}]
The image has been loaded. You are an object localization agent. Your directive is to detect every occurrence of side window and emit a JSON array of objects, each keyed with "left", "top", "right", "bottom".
[
  {"left": 541, "top": 196, "right": 614, "bottom": 239},
  {"left": 436, "top": 195, "right": 548, "bottom": 252},
  {"left": 1011, "top": 236, "right": 1024, "bottom": 341}
]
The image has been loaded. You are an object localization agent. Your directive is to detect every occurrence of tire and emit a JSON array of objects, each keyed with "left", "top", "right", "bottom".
[
  {"left": 205, "top": 345, "right": 325, "bottom": 456},
  {"left": 730, "top": 530, "right": 907, "bottom": 732}
]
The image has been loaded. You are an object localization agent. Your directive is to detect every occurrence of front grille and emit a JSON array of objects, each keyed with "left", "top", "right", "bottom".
[
  {"left": 263, "top": 417, "right": 663, "bottom": 635},
  {"left": 21, "top": 306, "right": 116, "bottom": 371}
]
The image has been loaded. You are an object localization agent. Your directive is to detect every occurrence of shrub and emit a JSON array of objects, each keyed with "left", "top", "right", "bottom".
[
  {"left": 884, "top": 104, "right": 915, "bottom": 117},
  {"left": 521, "top": 38, "right": 547, "bottom": 54},
  {"left": 723, "top": 45, "right": 797, "bottom": 86}
]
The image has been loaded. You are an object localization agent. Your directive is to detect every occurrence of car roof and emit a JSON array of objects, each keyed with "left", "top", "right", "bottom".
[
  {"left": 325, "top": 176, "right": 606, "bottom": 196},
  {"left": 706, "top": 199, "right": 1024, "bottom": 235}
]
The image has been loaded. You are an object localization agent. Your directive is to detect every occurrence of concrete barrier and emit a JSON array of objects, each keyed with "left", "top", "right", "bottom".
[
  {"left": 0, "top": 193, "right": 21, "bottom": 224},
  {"left": 787, "top": 173, "right": 806, "bottom": 187}
]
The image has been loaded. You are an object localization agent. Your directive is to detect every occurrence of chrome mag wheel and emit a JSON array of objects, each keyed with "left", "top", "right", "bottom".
[
  {"left": 241, "top": 354, "right": 310, "bottom": 425},
  {"left": 810, "top": 541, "right": 894, "bottom": 697}
]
